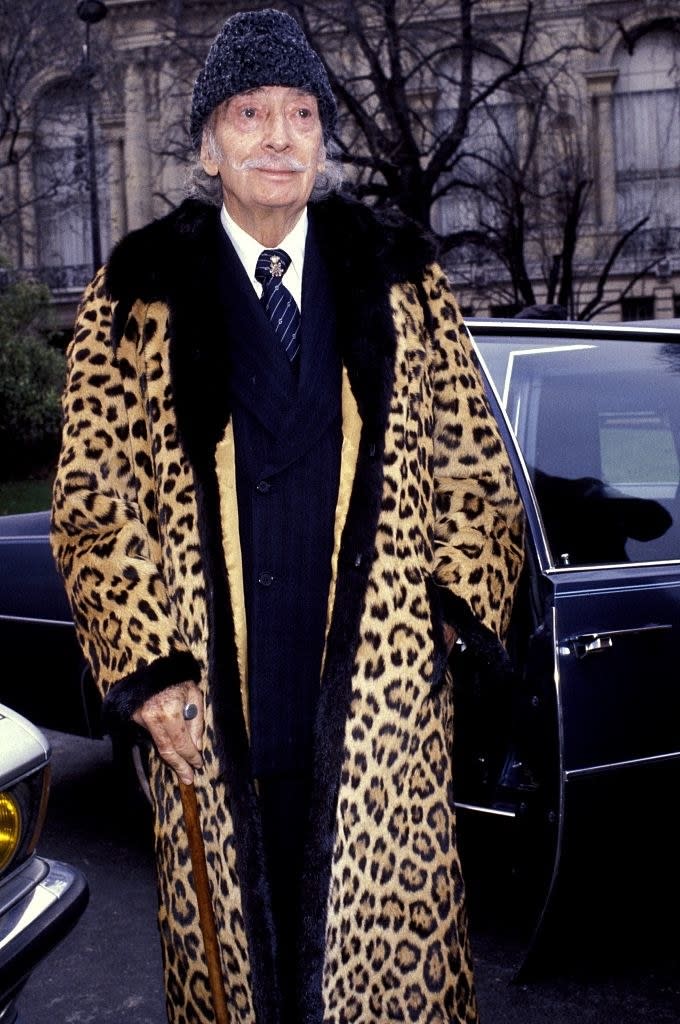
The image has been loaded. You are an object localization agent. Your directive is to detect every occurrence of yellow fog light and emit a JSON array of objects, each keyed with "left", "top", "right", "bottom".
[{"left": 0, "top": 792, "right": 21, "bottom": 871}]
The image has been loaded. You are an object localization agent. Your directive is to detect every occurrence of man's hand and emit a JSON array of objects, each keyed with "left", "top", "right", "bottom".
[{"left": 132, "top": 681, "right": 204, "bottom": 785}]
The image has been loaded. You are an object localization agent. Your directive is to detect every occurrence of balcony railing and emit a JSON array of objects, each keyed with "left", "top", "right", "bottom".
[{"left": 0, "top": 264, "right": 93, "bottom": 293}]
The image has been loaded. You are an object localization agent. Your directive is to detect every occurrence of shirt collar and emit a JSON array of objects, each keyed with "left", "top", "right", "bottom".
[{"left": 220, "top": 205, "right": 308, "bottom": 288}]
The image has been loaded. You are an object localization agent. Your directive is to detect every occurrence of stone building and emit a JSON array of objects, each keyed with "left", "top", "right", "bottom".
[{"left": 1, "top": 0, "right": 679, "bottom": 325}]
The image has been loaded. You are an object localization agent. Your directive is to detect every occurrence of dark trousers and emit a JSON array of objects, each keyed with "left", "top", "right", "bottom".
[{"left": 258, "top": 772, "right": 311, "bottom": 1023}]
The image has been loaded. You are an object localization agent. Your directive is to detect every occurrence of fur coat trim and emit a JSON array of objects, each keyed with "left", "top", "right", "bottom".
[
  {"left": 87, "top": 194, "right": 513, "bottom": 1021},
  {"left": 102, "top": 195, "right": 446, "bottom": 1019}
]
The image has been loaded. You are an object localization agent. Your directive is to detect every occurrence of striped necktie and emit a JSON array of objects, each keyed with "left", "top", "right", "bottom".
[{"left": 254, "top": 248, "right": 301, "bottom": 363}]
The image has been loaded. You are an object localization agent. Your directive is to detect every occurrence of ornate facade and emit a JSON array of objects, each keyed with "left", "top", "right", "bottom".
[{"left": 1, "top": 0, "right": 679, "bottom": 324}]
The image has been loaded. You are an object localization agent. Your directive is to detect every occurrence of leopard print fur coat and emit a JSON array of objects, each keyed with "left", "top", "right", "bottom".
[{"left": 51, "top": 195, "right": 524, "bottom": 1024}]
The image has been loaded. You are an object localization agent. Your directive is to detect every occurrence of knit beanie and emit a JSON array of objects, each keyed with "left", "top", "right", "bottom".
[{"left": 189, "top": 9, "right": 337, "bottom": 148}]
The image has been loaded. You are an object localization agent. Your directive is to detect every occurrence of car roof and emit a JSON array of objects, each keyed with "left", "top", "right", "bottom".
[
  {"left": 467, "top": 317, "right": 680, "bottom": 339},
  {"left": 619, "top": 318, "right": 680, "bottom": 329}
]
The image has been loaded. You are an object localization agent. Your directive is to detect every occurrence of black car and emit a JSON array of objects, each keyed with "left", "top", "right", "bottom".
[
  {"left": 460, "top": 318, "right": 680, "bottom": 959},
  {"left": 0, "top": 703, "right": 88, "bottom": 1023},
  {"left": 2, "top": 318, "right": 680, "bottom": 961},
  {"left": 0, "top": 511, "right": 101, "bottom": 740}
]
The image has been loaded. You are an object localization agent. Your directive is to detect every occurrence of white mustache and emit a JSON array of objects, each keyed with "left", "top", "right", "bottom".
[{"left": 233, "top": 156, "right": 310, "bottom": 172}]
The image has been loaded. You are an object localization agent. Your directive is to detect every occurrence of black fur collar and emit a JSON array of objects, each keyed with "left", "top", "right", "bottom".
[
  {"left": 105, "top": 194, "right": 435, "bottom": 477},
  {"left": 106, "top": 193, "right": 435, "bottom": 310}
]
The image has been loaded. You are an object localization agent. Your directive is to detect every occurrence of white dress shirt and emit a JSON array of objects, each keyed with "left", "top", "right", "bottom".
[{"left": 220, "top": 205, "right": 307, "bottom": 311}]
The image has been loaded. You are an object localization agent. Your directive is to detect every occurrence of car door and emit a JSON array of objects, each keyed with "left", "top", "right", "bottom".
[
  {"left": 0, "top": 510, "right": 98, "bottom": 736},
  {"left": 486, "top": 327, "right": 680, "bottom": 958}
]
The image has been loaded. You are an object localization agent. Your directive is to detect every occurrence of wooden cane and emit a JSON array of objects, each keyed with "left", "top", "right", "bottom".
[{"left": 179, "top": 780, "right": 230, "bottom": 1024}]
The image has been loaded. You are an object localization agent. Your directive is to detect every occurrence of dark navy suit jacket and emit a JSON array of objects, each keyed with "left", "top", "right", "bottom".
[{"left": 216, "top": 220, "right": 342, "bottom": 778}]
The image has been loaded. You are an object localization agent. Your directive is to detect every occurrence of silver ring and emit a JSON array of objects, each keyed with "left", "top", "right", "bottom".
[{"left": 183, "top": 702, "right": 198, "bottom": 721}]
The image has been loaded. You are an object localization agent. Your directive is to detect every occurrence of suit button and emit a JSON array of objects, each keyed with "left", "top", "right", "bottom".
[
  {"left": 256, "top": 480, "right": 270, "bottom": 493},
  {"left": 258, "top": 571, "right": 275, "bottom": 587}
]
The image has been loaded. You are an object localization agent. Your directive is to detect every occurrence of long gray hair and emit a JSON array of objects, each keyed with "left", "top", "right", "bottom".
[{"left": 185, "top": 121, "right": 345, "bottom": 206}]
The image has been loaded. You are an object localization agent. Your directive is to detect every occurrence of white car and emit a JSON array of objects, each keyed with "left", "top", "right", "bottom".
[{"left": 0, "top": 704, "right": 88, "bottom": 1023}]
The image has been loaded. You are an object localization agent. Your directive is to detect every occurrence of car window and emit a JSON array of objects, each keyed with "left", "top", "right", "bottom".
[{"left": 477, "top": 334, "right": 680, "bottom": 567}]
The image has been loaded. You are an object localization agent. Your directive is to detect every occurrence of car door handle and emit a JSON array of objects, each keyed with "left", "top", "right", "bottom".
[
  {"left": 575, "top": 635, "right": 612, "bottom": 657},
  {"left": 562, "top": 623, "right": 673, "bottom": 659}
]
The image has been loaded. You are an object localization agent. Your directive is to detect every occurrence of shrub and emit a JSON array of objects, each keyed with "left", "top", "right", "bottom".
[{"left": 0, "top": 278, "right": 65, "bottom": 479}]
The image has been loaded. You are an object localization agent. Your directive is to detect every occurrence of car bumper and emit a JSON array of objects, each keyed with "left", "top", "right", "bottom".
[{"left": 0, "top": 856, "right": 89, "bottom": 1015}]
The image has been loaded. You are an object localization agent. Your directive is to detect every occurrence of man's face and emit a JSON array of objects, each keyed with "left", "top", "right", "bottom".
[{"left": 201, "top": 85, "right": 325, "bottom": 236}]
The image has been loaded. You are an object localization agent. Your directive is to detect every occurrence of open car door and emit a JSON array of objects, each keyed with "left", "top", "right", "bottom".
[{"left": 460, "top": 324, "right": 680, "bottom": 969}]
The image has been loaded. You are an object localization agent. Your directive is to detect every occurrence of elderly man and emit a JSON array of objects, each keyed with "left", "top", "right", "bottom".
[{"left": 51, "top": 8, "right": 524, "bottom": 1024}]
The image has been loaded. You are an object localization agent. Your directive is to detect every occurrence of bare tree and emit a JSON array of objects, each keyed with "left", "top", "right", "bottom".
[
  {"left": 0, "top": 1, "right": 80, "bottom": 223},
  {"left": 284, "top": 0, "right": 577, "bottom": 228},
  {"left": 280, "top": 1, "right": 668, "bottom": 320},
  {"left": 136, "top": 3, "right": 225, "bottom": 211},
  {"left": 447, "top": 79, "right": 659, "bottom": 319},
  {"left": 0, "top": 0, "right": 118, "bottom": 275}
]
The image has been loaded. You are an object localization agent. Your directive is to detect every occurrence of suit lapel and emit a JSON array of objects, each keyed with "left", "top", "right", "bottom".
[
  {"left": 220, "top": 218, "right": 342, "bottom": 480},
  {"left": 258, "top": 219, "right": 342, "bottom": 475},
  {"left": 298, "top": 216, "right": 337, "bottom": 395},
  {"left": 215, "top": 228, "right": 299, "bottom": 440}
]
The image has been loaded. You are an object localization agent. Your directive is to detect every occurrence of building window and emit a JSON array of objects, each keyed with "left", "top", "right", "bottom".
[
  {"left": 621, "top": 295, "right": 655, "bottom": 321},
  {"left": 613, "top": 29, "right": 680, "bottom": 234},
  {"left": 674, "top": 294, "right": 680, "bottom": 318},
  {"left": 34, "top": 79, "right": 109, "bottom": 278},
  {"left": 432, "top": 52, "right": 519, "bottom": 239}
]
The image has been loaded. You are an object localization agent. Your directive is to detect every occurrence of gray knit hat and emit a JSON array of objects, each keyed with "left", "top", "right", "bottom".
[{"left": 189, "top": 9, "right": 337, "bottom": 148}]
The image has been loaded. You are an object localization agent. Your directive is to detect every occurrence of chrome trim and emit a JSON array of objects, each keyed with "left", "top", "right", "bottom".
[
  {"left": 453, "top": 802, "right": 516, "bottom": 819},
  {"left": 0, "top": 1000, "right": 18, "bottom": 1021},
  {"left": 0, "top": 763, "right": 47, "bottom": 792},
  {"left": 523, "top": 605, "right": 566, "bottom": 955},
  {"left": 469, "top": 335, "right": 553, "bottom": 570},
  {"left": 0, "top": 535, "right": 50, "bottom": 544},
  {"left": 547, "top": 558, "right": 680, "bottom": 574},
  {"left": 0, "top": 614, "right": 73, "bottom": 627},
  {"left": 470, "top": 318, "right": 680, "bottom": 338},
  {"left": 0, "top": 858, "right": 49, "bottom": 921},
  {"left": 565, "top": 749, "right": 680, "bottom": 780},
  {"left": 564, "top": 622, "right": 673, "bottom": 658},
  {"left": 500, "top": 344, "right": 596, "bottom": 410},
  {"left": 556, "top": 581, "right": 680, "bottom": 602},
  {"left": 0, "top": 860, "right": 78, "bottom": 955}
]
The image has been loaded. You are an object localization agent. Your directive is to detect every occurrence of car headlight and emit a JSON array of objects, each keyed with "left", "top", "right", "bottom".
[
  {"left": 0, "top": 768, "right": 50, "bottom": 875},
  {"left": 0, "top": 790, "right": 22, "bottom": 871}
]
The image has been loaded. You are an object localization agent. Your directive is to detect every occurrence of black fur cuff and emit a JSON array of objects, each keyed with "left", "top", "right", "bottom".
[
  {"left": 428, "top": 580, "right": 512, "bottom": 683},
  {"left": 102, "top": 650, "right": 202, "bottom": 724}
]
